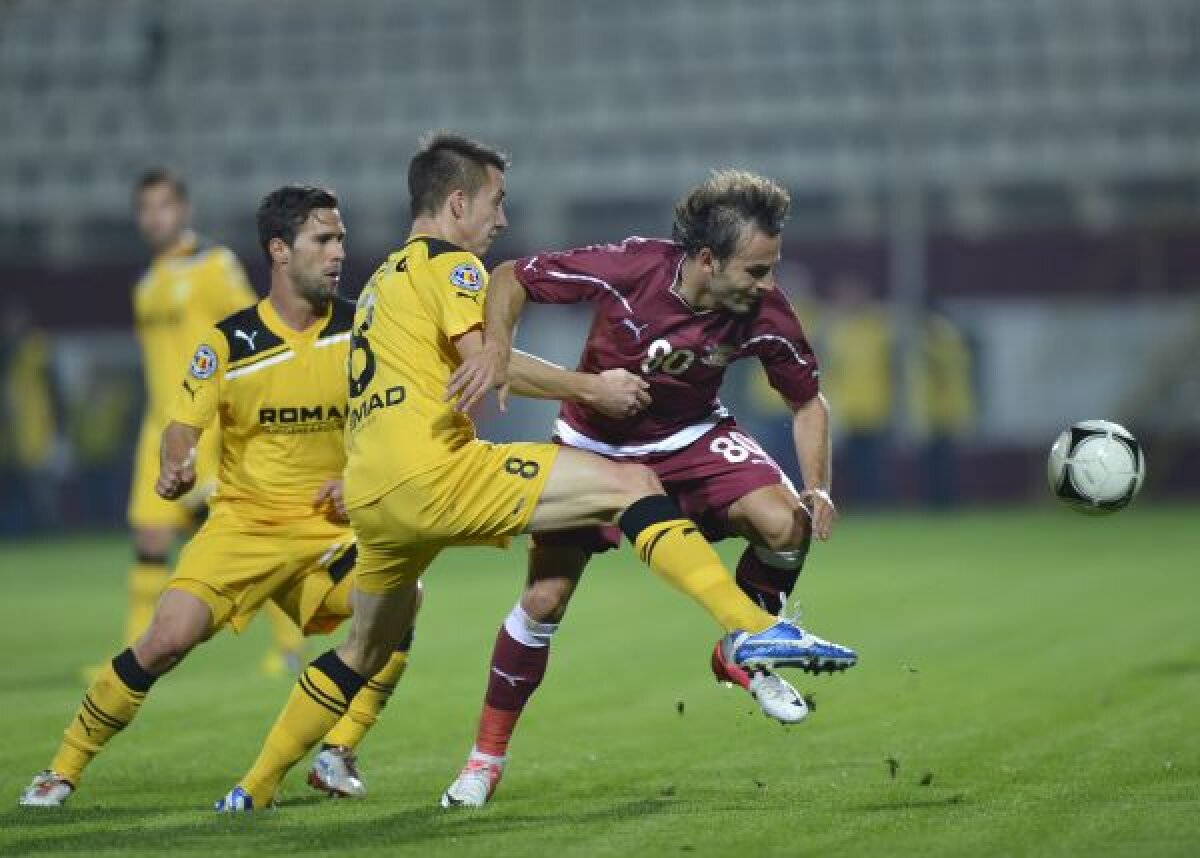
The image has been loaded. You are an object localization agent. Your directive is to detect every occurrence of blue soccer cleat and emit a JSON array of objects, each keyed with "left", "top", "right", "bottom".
[
  {"left": 214, "top": 785, "right": 255, "bottom": 813},
  {"left": 721, "top": 620, "right": 857, "bottom": 674}
]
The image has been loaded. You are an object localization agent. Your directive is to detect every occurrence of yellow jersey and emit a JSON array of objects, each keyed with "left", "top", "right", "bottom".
[
  {"left": 169, "top": 296, "right": 355, "bottom": 520},
  {"left": 134, "top": 235, "right": 256, "bottom": 422},
  {"left": 344, "top": 236, "right": 489, "bottom": 509}
]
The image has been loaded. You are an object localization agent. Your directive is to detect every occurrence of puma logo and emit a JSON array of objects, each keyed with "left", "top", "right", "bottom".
[
  {"left": 491, "top": 667, "right": 529, "bottom": 687},
  {"left": 182, "top": 379, "right": 197, "bottom": 400},
  {"left": 234, "top": 329, "right": 259, "bottom": 351},
  {"left": 620, "top": 318, "right": 650, "bottom": 340}
]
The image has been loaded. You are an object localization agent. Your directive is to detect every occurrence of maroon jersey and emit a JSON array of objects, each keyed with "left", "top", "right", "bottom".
[{"left": 515, "top": 237, "right": 819, "bottom": 455}]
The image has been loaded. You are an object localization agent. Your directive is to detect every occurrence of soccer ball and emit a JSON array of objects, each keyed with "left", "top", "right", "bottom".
[{"left": 1047, "top": 420, "right": 1144, "bottom": 514}]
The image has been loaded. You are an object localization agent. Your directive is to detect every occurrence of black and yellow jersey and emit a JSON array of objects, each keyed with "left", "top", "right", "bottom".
[
  {"left": 344, "top": 235, "right": 488, "bottom": 509},
  {"left": 170, "top": 296, "right": 354, "bottom": 520},
  {"left": 134, "top": 235, "right": 256, "bottom": 422}
]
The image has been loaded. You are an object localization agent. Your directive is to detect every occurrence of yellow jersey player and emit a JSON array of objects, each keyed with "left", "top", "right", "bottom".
[
  {"left": 218, "top": 134, "right": 856, "bottom": 812},
  {"left": 20, "top": 187, "right": 414, "bottom": 808},
  {"left": 124, "top": 169, "right": 304, "bottom": 674}
]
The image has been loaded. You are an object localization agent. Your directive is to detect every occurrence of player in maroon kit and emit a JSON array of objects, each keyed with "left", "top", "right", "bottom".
[{"left": 442, "top": 170, "right": 848, "bottom": 807}]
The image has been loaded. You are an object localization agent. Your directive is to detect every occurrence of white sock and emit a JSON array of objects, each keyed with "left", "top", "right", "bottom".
[{"left": 503, "top": 603, "right": 559, "bottom": 648}]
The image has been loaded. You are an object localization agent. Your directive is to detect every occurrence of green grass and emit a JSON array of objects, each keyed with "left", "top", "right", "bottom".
[{"left": 1, "top": 505, "right": 1198, "bottom": 857}]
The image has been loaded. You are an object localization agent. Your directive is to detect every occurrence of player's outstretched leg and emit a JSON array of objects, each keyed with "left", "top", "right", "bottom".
[
  {"left": 19, "top": 590, "right": 212, "bottom": 808},
  {"left": 220, "top": 580, "right": 420, "bottom": 811},
  {"left": 527, "top": 451, "right": 857, "bottom": 673},
  {"left": 442, "top": 548, "right": 582, "bottom": 808}
]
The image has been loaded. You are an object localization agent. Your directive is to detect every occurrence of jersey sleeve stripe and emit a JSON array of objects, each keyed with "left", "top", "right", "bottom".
[
  {"left": 314, "top": 331, "right": 352, "bottom": 349},
  {"left": 742, "top": 334, "right": 809, "bottom": 365},
  {"left": 224, "top": 350, "right": 295, "bottom": 380},
  {"left": 542, "top": 270, "right": 634, "bottom": 315}
]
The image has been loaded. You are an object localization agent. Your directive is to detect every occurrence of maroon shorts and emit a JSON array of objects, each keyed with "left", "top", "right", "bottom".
[{"left": 534, "top": 419, "right": 796, "bottom": 554}]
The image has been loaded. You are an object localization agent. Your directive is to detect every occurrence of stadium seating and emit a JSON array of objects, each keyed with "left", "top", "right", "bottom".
[{"left": 1, "top": 0, "right": 1197, "bottom": 242}]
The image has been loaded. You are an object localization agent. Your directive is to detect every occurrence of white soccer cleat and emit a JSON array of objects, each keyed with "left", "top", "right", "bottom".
[
  {"left": 440, "top": 751, "right": 505, "bottom": 808},
  {"left": 307, "top": 745, "right": 367, "bottom": 798},
  {"left": 18, "top": 771, "right": 75, "bottom": 808},
  {"left": 747, "top": 671, "right": 810, "bottom": 724},
  {"left": 711, "top": 640, "right": 809, "bottom": 724}
]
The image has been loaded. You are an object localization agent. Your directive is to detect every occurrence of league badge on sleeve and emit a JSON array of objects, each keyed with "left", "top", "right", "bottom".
[
  {"left": 450, "top": 262, "right": 484, "bottom": 292},
  {"left": 189, "top": 344, "right": 218, "bottom": 380}
]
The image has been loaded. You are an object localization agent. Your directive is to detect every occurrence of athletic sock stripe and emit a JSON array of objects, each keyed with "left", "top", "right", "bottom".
[
  {"left": 298, "top": 676, "right": 350, "bottom": 715},
  {"left": 640, "top": 525, "right": 678, "bottom": 565},
  {"left": 298, "top": 674, "right": 347, "bottom": 716},
  {"left": 81, "top": 695, "right": 127, "bottom": 730},
  {"left": 82, "top": 694, "right": 127, "bottom": 729},
  {"left": 366, "top": 680, "right": 396, "bottom": 693}
]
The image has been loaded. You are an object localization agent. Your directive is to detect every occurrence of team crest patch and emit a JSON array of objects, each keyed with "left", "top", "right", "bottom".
[
  {"left": 450, "top": 262, "right": 483, "bottom": 292},
  {"left": 701, "top": 344, "right": 736, "bottom": 367},
  {"left": 189, "top": 344, "right": 218, "bottom": 380}
]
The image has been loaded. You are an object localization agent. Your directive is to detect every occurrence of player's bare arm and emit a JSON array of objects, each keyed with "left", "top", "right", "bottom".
[
  {"left": 449, "top": 324, "right": 650, "bottom": 418},
  {"left": 510, "top": 351, "right": 650, "bottom": 419},
  {"left": 791, "top": 393, "right": 836, "bottom": 540},
  {"left": 156, "top": 421, "right": 201, "bottom": 500},
  {"left": 446, "top": 260, "right": 525, "bottom": 412}
]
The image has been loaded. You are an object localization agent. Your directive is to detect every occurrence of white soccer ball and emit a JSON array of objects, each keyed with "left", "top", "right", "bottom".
[{"left": 1047, "top": 420, "right": 1145, "bottom": 514}]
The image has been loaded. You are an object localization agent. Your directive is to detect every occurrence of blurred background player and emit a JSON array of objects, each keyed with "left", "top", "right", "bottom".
[
  {"left": 19, "top": 186, "right": 417, "bottom": 808},
  {"left": 0, "top": 299, "right": 65, "bottom": 535},
  {"left": 821, "top": 274, "right": 894, "bottom": 506},
  {"left": 910, "top": 300, "right": 976, "bottom": 508},
  {"left": 121, "top": 168, "right": 305, "bottom": 675},
  {"left": 441, "top": 170, "right": 845, "bottom": 807}
]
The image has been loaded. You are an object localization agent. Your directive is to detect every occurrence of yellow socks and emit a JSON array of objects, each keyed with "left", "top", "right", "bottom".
[
  {"left": 240, "top": 651, "right": 366, "bottom": 805},
  {"left": 51, "top": 649, "right": 158, "bottom": 784},
  {"left": 124, "top": 560, "right": 169, "bottom": 645},
  {"left": 619, "top": 496, "right": 776, "bottom": 634},
  {"left": 323, "top": 648, "right": 409, "bottom": 749}
]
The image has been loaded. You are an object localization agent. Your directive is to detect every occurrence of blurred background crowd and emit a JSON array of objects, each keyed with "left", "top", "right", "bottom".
[{"left": 2, "top": 0, "right": 1198, "bottom": 536}]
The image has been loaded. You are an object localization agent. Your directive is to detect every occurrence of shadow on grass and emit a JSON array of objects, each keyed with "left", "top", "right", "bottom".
[
  {"left": 1141, "top": 660, "right": 1200, "bottom": 677},
  {"left": 0, "top": 797, "right": 682, "bottom": 854},
  {"left": 856, "top": 794, "right": 967, "bottom": 812}
]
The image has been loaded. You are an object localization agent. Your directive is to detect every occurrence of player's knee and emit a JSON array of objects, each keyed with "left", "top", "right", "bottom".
[
  {"left": 755, "top": 505, "right": 810, "bottom": 553},
  {"left": 135, "top": 620, "right": 201, "bottom": 672},
  {"left": 521, "top": 577, "right": 574, "bottom": 622},
  {"left": 612, "top": 463, "right": 663, "bottom": 504},
  {"left": 133, "top": 527, "right": 173, "bottom": 560}
]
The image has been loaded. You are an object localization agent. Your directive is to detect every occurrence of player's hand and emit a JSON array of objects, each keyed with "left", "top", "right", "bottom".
[
  {"left": 585, "top": 369, "right": 651, "bottom": 419},
  {"left": 799, "top": 487, "right": 837, "bottom": 541},
  {"left": 156, "top": 447, "right": 197, "bottom": 500},
  {"left": 446, "top": 341, "right": 510, "bottom": 413},
  {"left": 314, "top": 478, "right": 349, "bottom": 523}
]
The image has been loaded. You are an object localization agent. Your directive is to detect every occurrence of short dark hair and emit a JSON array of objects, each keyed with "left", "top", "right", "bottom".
[
  {"left": 134, "top": 167, "right": 188, "bottom": 203},
  {"left": 256, "top": 185, "right": 339, "bottom": 263},
  {"left": 671, "top": 170, "right": 791, "bottom": 261},
  {"left": 408, "top": 132, "right": 510, "bottom": 218}
]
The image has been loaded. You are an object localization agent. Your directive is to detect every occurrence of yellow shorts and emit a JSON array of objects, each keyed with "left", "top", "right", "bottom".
[
  {"left": 167, "top": 502, "right": 356, "bottom": 636},
  {"left": 352, "top": 440, "right": 558, "bottom": 594},
  {"left": 126, "top": 414, "right": 220, "bottom": 531}
]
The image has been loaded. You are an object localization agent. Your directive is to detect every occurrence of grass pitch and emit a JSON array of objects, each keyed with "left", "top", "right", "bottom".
[{"left": 1, "top": 505, "right": 1198, "bottom": 857}]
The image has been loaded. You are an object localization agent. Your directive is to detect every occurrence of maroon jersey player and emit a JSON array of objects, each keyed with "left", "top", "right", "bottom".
[{"left": 441, "top": 171, "right": 849, "bottom": 808}]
